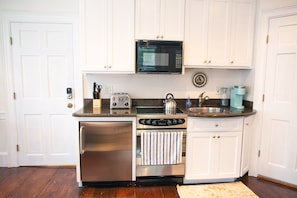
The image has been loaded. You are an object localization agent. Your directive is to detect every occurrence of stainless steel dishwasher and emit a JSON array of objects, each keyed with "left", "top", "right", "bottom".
[{"left": 79, "top": 121, "right": 132, "bottom": 182}]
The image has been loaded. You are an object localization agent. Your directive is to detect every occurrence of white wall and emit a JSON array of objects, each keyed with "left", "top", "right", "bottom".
[{"left": 84, "top": 68, "right": 247, "bottom": 100}]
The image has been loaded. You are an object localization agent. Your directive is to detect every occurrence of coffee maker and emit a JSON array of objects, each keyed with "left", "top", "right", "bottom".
[{"left": 230, "top": 86, "right": 246, "bottom": 109}]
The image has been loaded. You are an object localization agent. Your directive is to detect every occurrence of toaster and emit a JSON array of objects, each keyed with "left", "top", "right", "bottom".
[{"left": 110, "top": 93, "right": 131, "bottom": 109}]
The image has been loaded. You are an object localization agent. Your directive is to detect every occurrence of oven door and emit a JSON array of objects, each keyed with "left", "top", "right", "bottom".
[
  {"left": 136, "top": 40, "right": 183, "bottom": 73},
  {"left": 136, "top": 129, "right": 186, "bottom": 177}
]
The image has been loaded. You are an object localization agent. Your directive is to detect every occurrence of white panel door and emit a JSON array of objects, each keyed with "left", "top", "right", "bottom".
[
  {"left": 259, "top": 15, "right": 297, "bottom": 185},
  {"left": 11, "top": 23, "right": 76, "bottom": 166}
]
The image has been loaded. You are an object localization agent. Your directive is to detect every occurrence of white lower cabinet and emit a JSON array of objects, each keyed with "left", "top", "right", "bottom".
[{"left": 185, "top": 117, "right": 244, "bottom": 183}]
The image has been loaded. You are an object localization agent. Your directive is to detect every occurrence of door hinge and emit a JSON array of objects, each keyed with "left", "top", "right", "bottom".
[
  {"left": 10, "top": 37, "right": 13, "bottom": 45},
  {"left": 13, "top": 92, "right": 16, "bottom": 100},
  {"left": 262, "top": 94, "right": 265, "bottom": 102},
  {"left": 258, "top": 150, "right": 261, "bottom": 157},
  {"left": 16, "top": 144, "right": 20, "bottom": 152},
  {"left": 266, "top": 35, "right": 269, "bottom": 44}
]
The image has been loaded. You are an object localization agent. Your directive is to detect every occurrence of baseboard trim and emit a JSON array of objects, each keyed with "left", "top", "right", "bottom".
[{"left": 257, "top": 175, "right": 297, "bottom": 190}]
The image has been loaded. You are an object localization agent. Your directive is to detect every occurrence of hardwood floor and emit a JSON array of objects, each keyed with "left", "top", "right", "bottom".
[{"left": 0, "top": 166, "right": 296, "bottom": 198}]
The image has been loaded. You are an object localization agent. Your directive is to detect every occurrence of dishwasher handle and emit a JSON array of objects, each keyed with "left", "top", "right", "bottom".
[{"left": 79, "top": 126, "right": 85, "bottom": 154}]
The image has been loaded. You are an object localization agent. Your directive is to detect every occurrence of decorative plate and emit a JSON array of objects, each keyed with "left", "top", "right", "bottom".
[{"left": 192, "top": 72, "right": 207, "bottom": 87}]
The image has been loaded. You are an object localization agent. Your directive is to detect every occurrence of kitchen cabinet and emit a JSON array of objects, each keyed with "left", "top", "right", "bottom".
[
  {"left": 240, "top": 115, "right": 254, "bottom": 176},
  {"left": 80, "top": 0, "right": 135, "bottom": 73},
  {"left": 184, "top": 0, "right": 256, "bottom": 68},
  {"left": 185, "top": 117, "right": 243, "bottom": 183},
  {"left": 135, "top": 0, "right": 185, "bottom": 41}
]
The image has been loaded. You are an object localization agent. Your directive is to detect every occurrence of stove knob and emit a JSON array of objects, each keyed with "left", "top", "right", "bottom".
[
  {"left": 167, "top": 119, "right": 172, "bottom": 125},
  {"left": 172, "top": 119, "right": 177, "bottom": 125},
  {"left": 146, "top": 119, "right": 151, "bottom": 125},
  {"left": 112, "top": 102, "right": 117, "bottom": 107},
  {"left": 152, "top": 120, "right": 158, "bottom": 125},
  {"left": 139, "top": 119, "right": 146, "bottom": 125},
  {"left": 178, "top": 119, "right": 185, "bottom": 124}
]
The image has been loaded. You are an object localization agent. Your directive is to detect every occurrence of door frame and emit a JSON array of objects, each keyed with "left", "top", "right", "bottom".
[
  {"left": 251, "top": 5, "right": 297, "bottom": 176},
  {"left": 0, "top": 12, "right": 82, "bottom": 167}
]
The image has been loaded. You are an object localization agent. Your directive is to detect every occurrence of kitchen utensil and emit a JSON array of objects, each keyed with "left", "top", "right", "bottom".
[
  {"left": 93, "top": 82, "right": 102, "bottom": 99},
  {"left": 164, "top": 93, "right": 176, "bottom": 114}
]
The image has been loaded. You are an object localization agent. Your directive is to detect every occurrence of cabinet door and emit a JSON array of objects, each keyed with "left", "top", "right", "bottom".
[
  {"left": 185, "top": 132, "right": 214, "bottom": 180},
  {"left": 135, "top": 0, "right": 160, "bottom": 40},
  {"left": 80, "top": 0, "right": 135, "bottom": 73},
  {"left": 184, "top": 0, "right": 209, "bottom": 66},
  {"left": 215, "top": 132, "right": 242, "bottom": 178},
  {"left": 160, "top": 0, "right": 185, "bottom": 40},
  {"left": 207, "top": 0, "right": 232, "bottom": 66},
  {"left": 80, "top": 0, "right": 108, "bottom": 71},
  {"left": 240, "top": 115, "right": 254, "bottom": 176},
  {"left": 135, "top": 0, "right": 185, "bottom": 40},
  {"left": 229, "top": 0, "right": 255, "bottom": 67},
  {"left": 109, "top": 0, "right": 135, "bottom": 73}
]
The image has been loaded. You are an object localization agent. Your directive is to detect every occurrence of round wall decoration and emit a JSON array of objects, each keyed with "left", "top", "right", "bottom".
[{"left": 192, "top": 72, "right": 207, "bottom": 87}]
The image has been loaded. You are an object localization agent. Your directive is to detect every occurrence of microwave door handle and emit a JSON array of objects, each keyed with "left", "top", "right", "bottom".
[{"left": 79, "top": 126, "right": 85, "bottom": 154}]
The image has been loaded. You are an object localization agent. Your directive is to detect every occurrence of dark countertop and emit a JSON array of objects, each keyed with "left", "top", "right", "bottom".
[{"left": 72, "top": 99, "right": 256, "bottom": 118}]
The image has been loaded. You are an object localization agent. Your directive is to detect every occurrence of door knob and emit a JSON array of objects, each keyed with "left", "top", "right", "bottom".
[{"left": 67, "top": 103, "right": 73, "bottom": 108}]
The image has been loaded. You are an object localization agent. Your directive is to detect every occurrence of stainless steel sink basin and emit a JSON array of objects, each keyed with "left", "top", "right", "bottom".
[{"left": 188, "top": 107, "right": 229, "bottom": 114}]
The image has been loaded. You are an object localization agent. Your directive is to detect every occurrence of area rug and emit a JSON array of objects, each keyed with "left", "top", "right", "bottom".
[{"left": 177, "top": 181, "right": 259, "bottom": 198}]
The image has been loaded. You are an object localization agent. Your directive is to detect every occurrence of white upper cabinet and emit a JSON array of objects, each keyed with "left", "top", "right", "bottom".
[
  {"left": 80, "top": 0, "right": 135, "bottom": 73},
  {"left": 135, "top": 0, "right": 185, "bottom": 41},
  {"left": 184, "top": 0, "right": 256, "bottom": 68}
]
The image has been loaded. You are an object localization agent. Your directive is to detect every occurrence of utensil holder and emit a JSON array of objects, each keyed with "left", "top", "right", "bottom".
[{"left": 93, "top": 99, "right": 102, "bottom": 109}]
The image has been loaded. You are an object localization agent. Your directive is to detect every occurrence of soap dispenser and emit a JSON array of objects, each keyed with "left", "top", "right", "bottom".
[{"left": 185, "top": 97, "right": 192, "bottom": 108}]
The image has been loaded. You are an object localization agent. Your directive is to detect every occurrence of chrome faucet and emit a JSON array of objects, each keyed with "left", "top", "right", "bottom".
[{"left": 198, "top": 92, "right": 209, "bottom": 107}]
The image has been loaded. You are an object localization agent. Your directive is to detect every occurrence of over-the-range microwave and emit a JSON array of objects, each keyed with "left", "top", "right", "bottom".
[{"left": 136, "top": 40, "right": 183, "bottom": 74}]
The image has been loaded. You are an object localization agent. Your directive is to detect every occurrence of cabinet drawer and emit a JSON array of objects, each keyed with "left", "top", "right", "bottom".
[{"left": 187, "top": 117, "right": 243, "bottom": 132}]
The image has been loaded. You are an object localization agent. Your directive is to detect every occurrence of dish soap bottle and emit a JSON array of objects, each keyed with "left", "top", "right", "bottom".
[{"left": 185, "top": 97, "right": 192, "bottom": 108}]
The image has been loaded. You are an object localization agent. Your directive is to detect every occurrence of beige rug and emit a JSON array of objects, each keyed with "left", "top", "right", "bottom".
[{"left": 177, "top": 181, "right": 259, "bottom": 198}]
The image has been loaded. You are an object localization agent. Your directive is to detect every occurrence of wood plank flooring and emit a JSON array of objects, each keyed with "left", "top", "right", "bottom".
[{"left": 0, "top": 166, "right": 296, "bottom": 198}]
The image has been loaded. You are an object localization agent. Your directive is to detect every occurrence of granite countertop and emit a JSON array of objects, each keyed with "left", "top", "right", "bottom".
[{"left": 72, "top": 99, "right": 256, "bottom": 117}]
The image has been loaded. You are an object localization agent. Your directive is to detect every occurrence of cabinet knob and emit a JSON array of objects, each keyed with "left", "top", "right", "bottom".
[
  {"left": 156, "top": 35, "right": 159, "bottom": 39},
  {"left": 204, "top": 60, "right": 207, "bottom": 63},
  {"left": 67, "top": 103, "right": 73, "bottom": 108},
  {"left": 208, "top": 60, "right": 211, "bottom": 63},
  {"left": 215, "top": 124, "right": 219, "bottom": 127},
  {"left": 217, "top": 136, "right": 220, "bottom": 139},
  {"left": 213, "top": 136, "right": 216, "bottom": 138},
  {"left": 231, "top": 61, "right": 234, "bottom": 64},
  {"left": 160, "top": 35, "right": 164, "bottom": 39}
]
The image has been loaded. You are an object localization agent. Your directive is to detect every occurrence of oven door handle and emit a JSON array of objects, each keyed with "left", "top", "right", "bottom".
[{"left": 79, "top": 126, "right": 85, "bottom": 154}]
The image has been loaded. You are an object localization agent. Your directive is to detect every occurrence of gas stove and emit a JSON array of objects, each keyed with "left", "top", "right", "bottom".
[{"left": 136, "top": 106, "right": 187, "bottom": 129}]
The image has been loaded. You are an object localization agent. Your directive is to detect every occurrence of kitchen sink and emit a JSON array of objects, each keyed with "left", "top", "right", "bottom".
[{"left": 188, "top": 107, "right": 229, "bottom": 114}]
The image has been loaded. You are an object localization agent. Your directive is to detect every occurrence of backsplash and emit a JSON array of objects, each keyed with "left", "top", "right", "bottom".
[{"left": 84, "top": 68, "right": 253, "bottom": 100}]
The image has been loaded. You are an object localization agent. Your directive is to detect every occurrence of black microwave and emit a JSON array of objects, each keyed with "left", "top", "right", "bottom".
[{"left": 136, "top": 40, "right": 183, "bottom": 74}]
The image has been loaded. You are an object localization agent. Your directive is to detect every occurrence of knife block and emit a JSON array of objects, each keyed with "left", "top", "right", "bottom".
[{"left": 93, "top": 99, "right": 102, "bottom": 109}]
